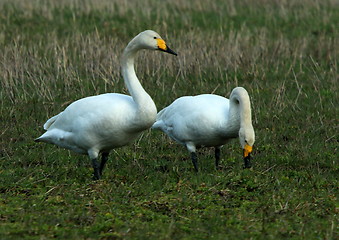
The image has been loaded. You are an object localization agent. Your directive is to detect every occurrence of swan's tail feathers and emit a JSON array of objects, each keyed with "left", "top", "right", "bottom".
[
  {"left": 151, "top": 120, "right": 164, "bottom": 130},
  {"left": 34, "top": 133, "right": 50, "bottom": 143},
  {"left": 155, "top": 108, "right": 167, "bottom": 120},
  {"left": 34, "top": 131, "right": 57, "bottom": 144},
  {"left": 43, "top": 112, "right": 63, "bottom": 130}
]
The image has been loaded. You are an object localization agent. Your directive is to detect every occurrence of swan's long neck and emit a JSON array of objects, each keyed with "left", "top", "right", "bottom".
[
  {"left": 120, "top": 41, "right": 157, "bottom": 127},
  {"left": 227, "top": 89, "right": 253, "bottom": 133},
  {"left": 121, "top": 45, "right": 148, "bottom": 106}
]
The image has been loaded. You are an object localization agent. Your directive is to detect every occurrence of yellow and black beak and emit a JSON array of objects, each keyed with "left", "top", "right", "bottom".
[
  {"left": 157, "top": 39, "right": 177, "bottom": 56},
  {"left": 243, "top": 144, "right": 253, "bottom": 168}
]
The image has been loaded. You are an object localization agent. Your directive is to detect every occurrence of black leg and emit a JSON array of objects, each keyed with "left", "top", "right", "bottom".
[
  {"left": 99, "top": 152, "right": 109, "bottom": 176},
  {"left": 191, "top": 152, "right": 198, "bottom": 172},
  {"left": 215, "top": 147, "right": 221, "bottom": 169},
  {"left": 92, "top": 158, "right": 100, "bottom": 180}
]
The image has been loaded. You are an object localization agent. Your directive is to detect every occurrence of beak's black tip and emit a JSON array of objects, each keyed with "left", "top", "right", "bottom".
[
  {"left": 160, "top": 46, "right": 177, "bottom": 56},
  {"left": 243, "top": 155, "right": 252, "bottom": 169},
  {"left": 167, "top": 47, "right": 177, "bottom": 56}
]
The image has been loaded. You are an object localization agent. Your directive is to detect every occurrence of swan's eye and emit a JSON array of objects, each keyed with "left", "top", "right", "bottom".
[{"left": 153, "top": 36, "right": 157, "bottom": 39}]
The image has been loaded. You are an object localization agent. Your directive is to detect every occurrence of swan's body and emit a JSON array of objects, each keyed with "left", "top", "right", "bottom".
[
  {"left": 152, "top": 87, "right": 255, "bottom": 170},
  {"left": 38, "top": 94, "right": 146, "bottom": 154},
  {"left": 36, "top": 30, "right": 177, "bottom": 179}
]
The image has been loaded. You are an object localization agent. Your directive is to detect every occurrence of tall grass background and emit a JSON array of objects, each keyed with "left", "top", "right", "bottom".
[{"left": 0, "top": 0, "right": 338, "bottom": 239}]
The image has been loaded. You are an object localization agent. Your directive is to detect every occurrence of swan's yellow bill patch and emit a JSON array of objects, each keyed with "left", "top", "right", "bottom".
[
  {"left": 244, "top": 144, "right": 252, "bottom": 158},
  {"left": 157, "top": 39, "right": 167, "bottom": 51}
]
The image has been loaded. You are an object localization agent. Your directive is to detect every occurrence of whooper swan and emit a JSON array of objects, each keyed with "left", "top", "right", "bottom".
[
  {"left": 152, "top": 87, "right": 255, "bottom": 171},
  {"left": 35, "top": 30, "right": 177, "bottom": 180}
]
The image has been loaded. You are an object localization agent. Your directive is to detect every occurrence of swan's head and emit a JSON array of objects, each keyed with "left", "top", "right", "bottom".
[
  {"left": 133, "top": 30, "right": 177, "bottom": 55},
  {"left": 239, "top": 126, "right": 255, "bottom": 168}
]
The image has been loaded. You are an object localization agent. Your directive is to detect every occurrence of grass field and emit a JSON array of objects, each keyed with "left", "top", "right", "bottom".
[{"left": 0, "top": 0, "right": 338, "bottom": 239}]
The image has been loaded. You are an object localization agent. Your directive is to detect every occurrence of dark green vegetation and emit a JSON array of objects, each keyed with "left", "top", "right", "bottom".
[{"left": 0, "top": 0, "right": 338, "bottom": 239}]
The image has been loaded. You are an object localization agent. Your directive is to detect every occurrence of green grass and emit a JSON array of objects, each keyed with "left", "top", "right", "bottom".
[{"left": 0, "top": 0, "right": 338, "bottom": 239}]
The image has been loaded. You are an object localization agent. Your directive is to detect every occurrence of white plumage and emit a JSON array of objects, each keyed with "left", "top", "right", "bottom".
[
  {"left": 152, "top": 87, "right": 255, "bottom": 171},
  {"left": 35, "top": 30, "right": 177, "bottom": 179}
]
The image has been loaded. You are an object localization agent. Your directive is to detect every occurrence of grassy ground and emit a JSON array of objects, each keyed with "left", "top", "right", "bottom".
[{"left": 0, "top": 0, "right": 338, "bottom": 239}]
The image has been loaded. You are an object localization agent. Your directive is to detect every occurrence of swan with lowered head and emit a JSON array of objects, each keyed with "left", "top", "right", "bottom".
[
  {"left": 35, "top": 30, "right": 177, "bottom": 180},
  {"left": 152, "top": 87, "right": 255, "bottom": 171}
]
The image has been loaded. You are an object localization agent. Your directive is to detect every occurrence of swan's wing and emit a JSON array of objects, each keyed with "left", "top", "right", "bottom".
[
  {"left": 153, "top": 94, "right": 230, "bottom": 145},
  {"left": 152, "top": 96, "right": 194, "bottom": 131},
  {"left": 36, "top": 94, "right": 136, "bottom": 150},
  {"left": 47, "top": 94, "right": 135, "bottom": 131}
]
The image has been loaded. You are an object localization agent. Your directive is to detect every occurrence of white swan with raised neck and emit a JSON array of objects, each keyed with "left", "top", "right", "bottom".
[{"left": 36, "top": 30, "right": 177, "bottom": 180}]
